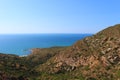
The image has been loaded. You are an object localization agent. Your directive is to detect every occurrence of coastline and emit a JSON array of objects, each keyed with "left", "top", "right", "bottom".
[{"left": 0, "top": 34, "right": 92, "bottom": 56}]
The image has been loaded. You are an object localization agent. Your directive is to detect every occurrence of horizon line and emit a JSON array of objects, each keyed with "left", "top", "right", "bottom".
[{"left": 0, "top": 33, "right": 94, "bottom": 35}]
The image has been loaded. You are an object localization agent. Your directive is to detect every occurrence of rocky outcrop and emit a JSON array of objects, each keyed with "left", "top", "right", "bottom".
[{"left": 35, "top": 24, "right": 120, "bottom": 79}]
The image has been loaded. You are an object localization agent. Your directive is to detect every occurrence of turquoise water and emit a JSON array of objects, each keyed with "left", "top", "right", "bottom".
[{"left": 0, "top": 34, "right": 92, "bottom": 56}]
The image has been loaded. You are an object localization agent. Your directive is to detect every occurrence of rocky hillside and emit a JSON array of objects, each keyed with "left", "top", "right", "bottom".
[
  {"left": 0, "top": 47, "right": 67, "bottom": 80},
  {"left": 35, "top": 24, "right": 120, "bottom": 80},
  {"left": 0, "top": 24, "right": 120, "bottom": 80},
  {"left": 26, "top": 47, "right": 67, "bottom": 66}
]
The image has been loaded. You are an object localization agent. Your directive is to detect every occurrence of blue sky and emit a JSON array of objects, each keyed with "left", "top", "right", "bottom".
[{"left": 0, "top": 0, "right": 120, "bottom": 34}]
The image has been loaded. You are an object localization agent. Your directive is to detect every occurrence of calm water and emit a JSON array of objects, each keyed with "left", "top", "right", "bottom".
[{"left": 0, "top": 34, "right": 92, "bottom": 56}]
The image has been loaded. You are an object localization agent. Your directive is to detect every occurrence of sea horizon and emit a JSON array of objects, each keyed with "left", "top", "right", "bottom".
[{"left": 0, "top": 33, "right": 94, "bottom": 35}]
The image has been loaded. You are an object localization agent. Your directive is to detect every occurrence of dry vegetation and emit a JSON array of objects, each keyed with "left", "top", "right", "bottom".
[{"left": 1, "top": 24, "right": 120, "bottom": 80}]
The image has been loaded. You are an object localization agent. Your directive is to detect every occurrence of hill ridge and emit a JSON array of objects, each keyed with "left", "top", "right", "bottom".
[{"left": 35, "top": 24, "right": 120, "bottom": 80}]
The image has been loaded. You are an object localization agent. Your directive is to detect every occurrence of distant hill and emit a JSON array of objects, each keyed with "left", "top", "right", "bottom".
[{"left": 1, "top": 24, "right": 120, "bottom": 80}]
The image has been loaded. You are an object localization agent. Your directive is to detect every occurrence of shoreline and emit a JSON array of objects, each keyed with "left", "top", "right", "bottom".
[{"left": 0, "top": 46, "right": 69, "bottom": 57}]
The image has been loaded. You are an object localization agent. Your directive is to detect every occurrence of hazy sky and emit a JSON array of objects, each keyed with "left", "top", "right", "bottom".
[{"left": 0, "top": 0, "right": 120, "bottom": 34}]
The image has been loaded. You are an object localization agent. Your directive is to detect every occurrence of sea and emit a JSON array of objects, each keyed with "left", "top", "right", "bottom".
[{"left": 0, "top": 34, "right": 92, "bottom": 56}]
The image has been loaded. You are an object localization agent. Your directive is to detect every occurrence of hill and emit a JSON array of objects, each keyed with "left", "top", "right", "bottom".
[
  {"left": 0, "top": 47, "right": 67, "bottom": 80},
  {"left": 35, "top": 24, "right": 120, "bottom": 80},
  {"left": 0, "top": 24, "right": 120, "bottom": 80}
]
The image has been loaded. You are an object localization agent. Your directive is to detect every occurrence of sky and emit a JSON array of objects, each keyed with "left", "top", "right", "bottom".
[{"left": 0, "top": 0, "right": 120, "bottom": 34}]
